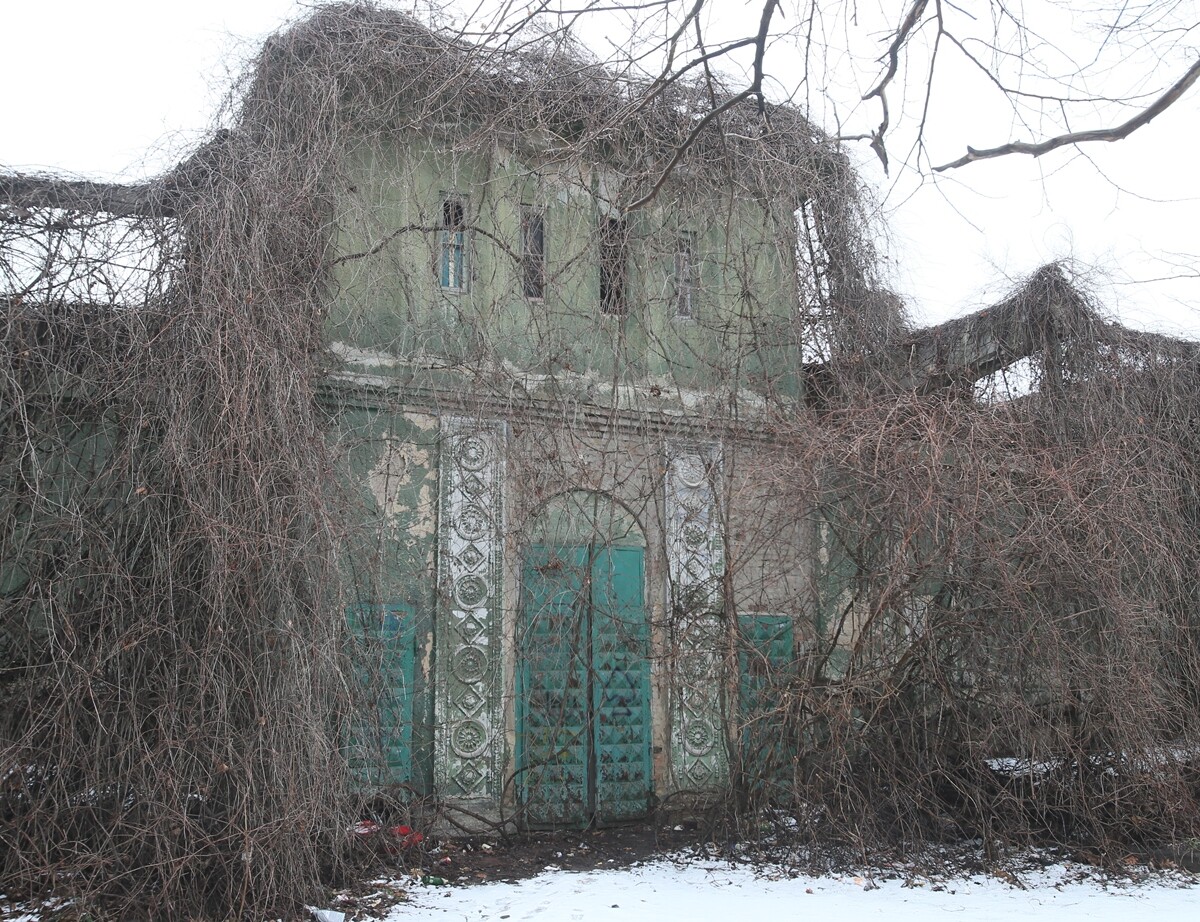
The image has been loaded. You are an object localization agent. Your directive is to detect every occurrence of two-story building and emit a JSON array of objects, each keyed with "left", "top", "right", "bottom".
[
  {"left": 305, "top": 8, "right": 842, "bottom": 827},
  {"left": 0, "top": 3, "right": 890, "bottom": 833}
]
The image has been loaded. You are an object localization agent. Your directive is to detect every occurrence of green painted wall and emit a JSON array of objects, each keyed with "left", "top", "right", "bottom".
[
  {"left": 329, "top": 136, "right": 802, "bottom": 402},
  {"left": 330, "top": 402, "right": 441, "bottom": 793},
  {"left": 322, "top": 133, "right": 811, "bottom": 798}
]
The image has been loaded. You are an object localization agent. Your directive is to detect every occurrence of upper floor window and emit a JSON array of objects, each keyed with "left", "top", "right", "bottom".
[
  {"left": 439, "top": 196, "right": 468, "bottom": 291},
  {"left": 521, "top": 206, "right": 545, "bottom": 300},
  {"left": 675, "top": 231, "right": 698, "bottom": 319},
  {"left": 599, "top": 217, "right": 627, "bottom": 315}
]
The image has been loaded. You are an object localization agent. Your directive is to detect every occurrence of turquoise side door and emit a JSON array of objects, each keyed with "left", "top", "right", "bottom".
[
  {"left": 347, "top": 602, "right": 416, "bottom": 787},
  {"left": 518, "top": 545, "right": 651, "bottom": 826},
  {"left": 738, "top": 613, "right": 795, "bottom": 796}
]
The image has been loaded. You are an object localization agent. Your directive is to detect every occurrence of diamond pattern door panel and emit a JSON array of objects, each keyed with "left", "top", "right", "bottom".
[
  {"left": 518, "top": 547, "right": 591, "bottom": 827},
  {"left": 592, "top": 547, "right": 652, "bottom": 824},
  {"left": 739, "top": 613, "right": 796, "bottom": 793},
  {"left": 518, "top": 545, "right": 650, "bottom": 827},
  {"left": 347, "top": 602, "right": 416, "bottom": 786}
]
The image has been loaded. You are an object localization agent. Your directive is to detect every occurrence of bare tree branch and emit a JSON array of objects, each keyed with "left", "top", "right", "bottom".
[
  {"left": 863, "top": 0, "right": 932, "bottom": 172},
  {"left": 934, "top": 57, "right": 1200, "bottom": 171},
  {"left": 623, "top": 0, "right": 780, "bottom": 212}
]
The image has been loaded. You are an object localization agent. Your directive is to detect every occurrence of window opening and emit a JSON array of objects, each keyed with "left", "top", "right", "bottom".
[
  {"left": 675, "top": 231, "right": 697, "bottom": 319},
  {"left": 439, "top": 196, "right": 468, "bottom": 290},
  {"left": 599, "top": 217, "right": 627, "bottom": 316},
  {"left": 521, "top": 206, "right": 546, "bottom": 300}
]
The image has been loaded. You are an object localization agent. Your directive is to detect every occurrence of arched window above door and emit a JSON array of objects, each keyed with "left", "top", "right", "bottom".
[{"left": 523, "top": 489, "right": 646, "bottom": 551}]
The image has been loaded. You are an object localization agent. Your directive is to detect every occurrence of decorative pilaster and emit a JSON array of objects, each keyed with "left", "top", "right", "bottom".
[
  {"left": 664, "top": 443, "right": 728, "bottom": 792},
  {"left": 435, "top": 418, "right": 506, "bottom": 809}
]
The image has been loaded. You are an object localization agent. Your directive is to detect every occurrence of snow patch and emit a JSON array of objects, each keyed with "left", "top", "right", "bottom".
[{"left": 386, "top": 855, "right": 1198, "bottom": 922}]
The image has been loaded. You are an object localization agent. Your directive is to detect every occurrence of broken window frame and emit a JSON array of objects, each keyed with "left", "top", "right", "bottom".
[
  {"left": 521, "top": 205, "right": 546, "bottom": 301},
  {"left": 674, "top": 230, "right": 698, "bottom": 320},
  {"left": 599, "top": 216, "right": 627, "bottom": 316},
  {"left": 438, "top": 195, "right": 469, "bottom": 292}
]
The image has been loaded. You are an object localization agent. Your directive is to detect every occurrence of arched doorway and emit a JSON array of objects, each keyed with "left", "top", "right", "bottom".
[{"left": 516, "top": 491, "right": 651, "bottom": 827}]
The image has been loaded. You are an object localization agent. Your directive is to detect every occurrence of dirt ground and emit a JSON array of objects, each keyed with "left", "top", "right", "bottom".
[
  {"left": 364, "top": 821, "right": 710, "bottom": 881},
  {"left": 422, "top": 823, "right": 707, "bottom": 882}
]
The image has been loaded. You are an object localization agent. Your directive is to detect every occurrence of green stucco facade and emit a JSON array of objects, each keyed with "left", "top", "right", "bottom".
[
  {"left": 323, "top": 130, "right": 815, "bottom": 827},
  {"left": 0, "top": 129, "right": 819, "bottom": 832},
  {"left": 329, "top": 136, "right": 803, "bottom": 402}
]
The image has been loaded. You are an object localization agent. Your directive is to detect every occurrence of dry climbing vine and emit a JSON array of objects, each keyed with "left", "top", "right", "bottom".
[{"left": 2, "top": 4, "right": 1199, "bottom": 920}]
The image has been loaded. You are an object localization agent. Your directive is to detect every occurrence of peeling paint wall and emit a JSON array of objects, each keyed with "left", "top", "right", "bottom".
[
  {"left": 330, "top": 138, "right": 802, "bottom": 404},
  {"left": 331, "top": 403, "right": 441, "bottom": 792},
  {"left": 322, "top": 131, "right": 817, "bottom": 822}
]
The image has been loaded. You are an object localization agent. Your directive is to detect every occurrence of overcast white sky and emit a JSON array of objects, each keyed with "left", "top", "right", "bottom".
[{"left": 4, "top": 0, "right": 1199, "bottom": 334}]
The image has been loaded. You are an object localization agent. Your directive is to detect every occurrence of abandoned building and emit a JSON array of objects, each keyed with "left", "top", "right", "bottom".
[
  {"left": 315, "top": 15, "right": 826, "bottom": 828},
  {"left": 3, "top": 5, "right": 842, "bottom": 831},
  {"left": 2, "top": 3, "right": 1169, "bottom": 848}
]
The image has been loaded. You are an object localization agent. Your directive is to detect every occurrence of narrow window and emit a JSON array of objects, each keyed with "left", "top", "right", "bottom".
[
  {"left": 439, "top": 196, "right": 468, "bottom": 291},
  {"left": 521, "top": 206, "right": 545, "bottom": 300},
  {"left": 675, "top": 231, "right": 697, "bottom": 319},
  {"left": 599, "top": 217, "right": 626, "bottom": 315}
]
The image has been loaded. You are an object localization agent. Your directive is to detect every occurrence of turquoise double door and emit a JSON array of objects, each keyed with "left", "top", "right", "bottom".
[{"left": 517, "top": 545, "right": 652, "bottom": 826}]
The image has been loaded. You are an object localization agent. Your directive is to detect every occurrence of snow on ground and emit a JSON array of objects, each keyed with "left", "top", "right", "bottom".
[{"left": 388, "top": 856, "right": 1199, "bottom": 921}]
